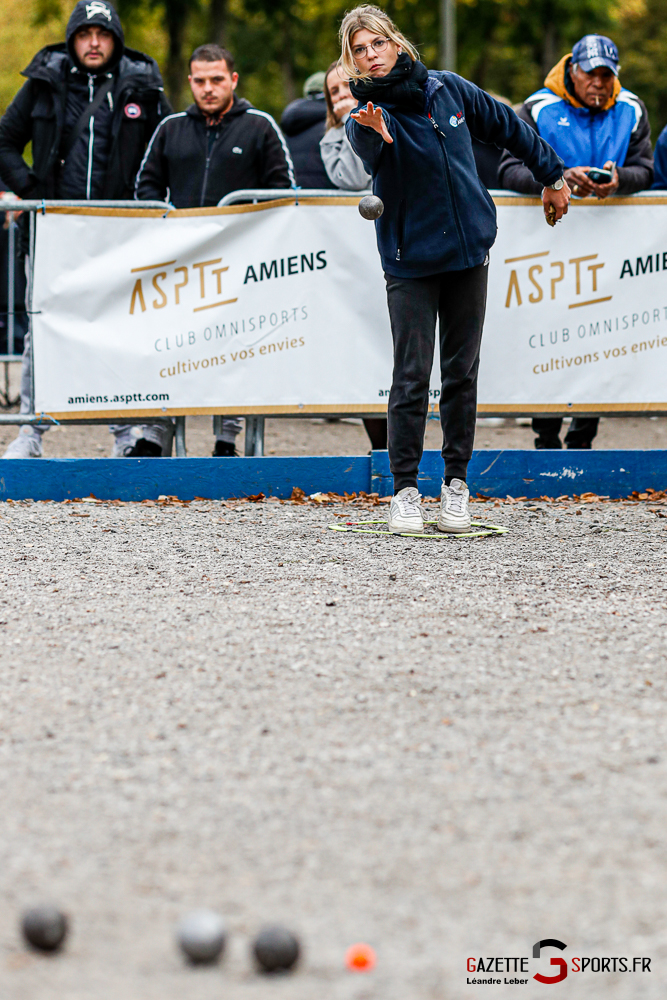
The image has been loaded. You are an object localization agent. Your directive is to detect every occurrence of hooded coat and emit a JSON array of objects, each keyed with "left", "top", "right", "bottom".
[
  {"left": 0, "top": 0, "right": 168, "bottom": 200},
  {"left": 498, "top": 55, "right": 653, "bottom": 195}
]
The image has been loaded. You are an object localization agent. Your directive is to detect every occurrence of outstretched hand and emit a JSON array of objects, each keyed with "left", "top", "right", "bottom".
[{"left": 350, "top": 102, "right": 393, "bottom": 144}]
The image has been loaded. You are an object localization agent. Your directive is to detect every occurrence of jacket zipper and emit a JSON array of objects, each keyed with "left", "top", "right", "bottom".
[
  {"left": 86, "top": 76, "right": 95, "bottom": 199},
  {"left": 200, "top": 152, "right": 211, "bottom": 206},
  {"left": 200, "top": 129, "right": 220, "bottom": 206},
  {"left": 428, "top": 112, "right": 469, "bottom": 269},
  {"left": 395, "top": 198, "right": 406, "bottom": 260}
]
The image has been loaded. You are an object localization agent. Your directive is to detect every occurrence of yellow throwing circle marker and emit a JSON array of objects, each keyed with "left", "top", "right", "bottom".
[{"left": 327, "top": 518, "right": 508, "bottom": 539}]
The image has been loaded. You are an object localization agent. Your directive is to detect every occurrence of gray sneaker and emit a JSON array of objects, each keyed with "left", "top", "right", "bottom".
[
  {"left": 388, "top": 487, "right": 424, "bottom": 534},
  {"left": 437, "top": 479, "right": 471, "bottom": 533}
]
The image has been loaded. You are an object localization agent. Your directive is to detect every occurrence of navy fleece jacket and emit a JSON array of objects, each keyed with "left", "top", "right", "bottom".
[{"left": 346, "top": 70, "right": 563, "bottom": 277}]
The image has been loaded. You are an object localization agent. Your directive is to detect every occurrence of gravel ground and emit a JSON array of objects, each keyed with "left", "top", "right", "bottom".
[{"left": 1, "top": 492, "right": 666, "bottom": 999}]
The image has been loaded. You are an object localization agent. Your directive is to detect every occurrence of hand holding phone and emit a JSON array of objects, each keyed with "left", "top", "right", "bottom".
[{"left": 587, "top": 164, "right": 615, "bottom": 184}]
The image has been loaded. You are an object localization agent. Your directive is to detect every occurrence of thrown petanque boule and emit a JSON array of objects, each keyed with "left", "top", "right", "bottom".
[
  {"left": 253, "top": 925, "right": 300, "bottom": 972},
  {"left": 358, "top": 195, "right": 384, "bottom": 220},
  {"left": 176, "top": 910, "right": 226, "bottom": 964},
  {"left": 22, "top": 906, "right": 68, "bottom": 952}
]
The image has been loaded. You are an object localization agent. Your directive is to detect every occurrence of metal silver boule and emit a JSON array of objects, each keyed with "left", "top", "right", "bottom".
[
  {"left": 176, "top": 910, "right": 226, "bottom": 964},
  {"left": 253, "top": 925, "right": 300, "bottom": 972},
  {"left": 358, "top": 195, "right": 384, "bottom": 220},
  {"left": 22, "top": 906, "right": 68, "bottom": 952}
]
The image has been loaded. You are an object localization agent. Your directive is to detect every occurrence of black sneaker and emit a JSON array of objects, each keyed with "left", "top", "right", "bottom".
[
  {"left": 124, "top": 438, "right": 163, "bottom": 457},
  {"left": 213, "top": 440, "right": 238, "bottom": 457}
]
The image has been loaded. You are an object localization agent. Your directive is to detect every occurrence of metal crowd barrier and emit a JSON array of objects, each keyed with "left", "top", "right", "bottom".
[
  {"left": 1, "top": 190, "right": 658, "bottom": 459},
  {"left": 0, "top": 193, "right": 373, "bottom": 458},
  {"left": 0, "top": 200, "right": 184, "bottom": 448}
]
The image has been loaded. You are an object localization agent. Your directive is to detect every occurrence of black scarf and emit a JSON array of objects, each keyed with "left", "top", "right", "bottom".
[{"left": 350, "top": 53, "right": 429, "bottom": 113}]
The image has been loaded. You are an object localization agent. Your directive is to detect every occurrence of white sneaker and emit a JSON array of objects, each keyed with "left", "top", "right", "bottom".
[
  {"left": 388, "top": 487, "right": 424, "bottom": 534},
  {"left": 2, "top": 427, "right": 43, "bottom": 458},
  {"left": 437, "top": 478, "right": 472, "bottom": 533}
]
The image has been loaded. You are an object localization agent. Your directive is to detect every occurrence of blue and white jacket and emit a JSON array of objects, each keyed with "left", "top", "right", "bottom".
[
  {"left": 346, "top": 69, "right": 563, "bottom": 278},
  {"left": 499, "top": 55, "right": 653, "bottom": 195}
]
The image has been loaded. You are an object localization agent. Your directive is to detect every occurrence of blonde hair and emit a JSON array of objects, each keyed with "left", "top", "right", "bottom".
[{"left": 339, "top": 5, "right": 418, "bottom": 80}]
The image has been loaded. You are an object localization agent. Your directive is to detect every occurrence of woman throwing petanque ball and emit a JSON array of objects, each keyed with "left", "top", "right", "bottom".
[{"left": 342, "top": 5, "right": 570, "bottom": 533}]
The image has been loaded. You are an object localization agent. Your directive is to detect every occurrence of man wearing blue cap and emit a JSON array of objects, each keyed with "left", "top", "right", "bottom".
[{"left": 499, "top": 35, "right": 653, "bottom": 449}]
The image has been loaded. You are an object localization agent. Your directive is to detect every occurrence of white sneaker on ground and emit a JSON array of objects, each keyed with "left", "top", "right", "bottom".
[
  {"left": 2, "top": 427, "right": 43, "bottom": 458},
  {"left": 388, "top": 487, "right": 424, "bottom": 534},
  {"left": 437, "top": 478, "right": 472, "bottom": 533}
]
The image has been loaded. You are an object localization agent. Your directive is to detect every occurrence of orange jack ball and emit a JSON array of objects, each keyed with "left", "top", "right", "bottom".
[{"left": 345, "top": 942, "right": 376, "bottom": 972}]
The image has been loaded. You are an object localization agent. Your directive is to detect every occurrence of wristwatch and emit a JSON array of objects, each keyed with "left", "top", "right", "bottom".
[{"left": 549, "top": 177, "right": 565, "bottom": 191}]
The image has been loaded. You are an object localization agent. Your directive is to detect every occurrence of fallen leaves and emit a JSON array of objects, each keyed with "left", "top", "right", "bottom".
[
  {"left": 290, "top": 487, "right": 387, "bottom": 508},
  {"left": 477, "top": 489, "right": 666, "bottom": 505},
  {"left": 4, "top": 485, "right": 667, "bottom": 509}
]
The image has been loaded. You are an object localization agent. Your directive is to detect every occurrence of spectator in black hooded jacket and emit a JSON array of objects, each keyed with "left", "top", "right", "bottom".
[
  {"left": 0, "top": 0, "right": 170, "bottom": 459},
  {"left": 136, "top": 44, "right": 294, "bottom": 209},
  {"left": 136, "top": 43, "right": 294, "bottom": 456},
  {"left": 0, "top": 0, "right": 167, "bottom": 201},
  {"left": 281, "top": 72, "right": 335, "bottom": 189}
]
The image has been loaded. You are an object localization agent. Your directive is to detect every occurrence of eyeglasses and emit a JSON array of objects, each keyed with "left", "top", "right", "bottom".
[{"left": 352, "top": 37, "right": 390, "bottom": 59}]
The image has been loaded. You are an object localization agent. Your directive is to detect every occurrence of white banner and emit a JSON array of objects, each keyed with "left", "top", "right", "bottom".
[
  {"left": 32, "top": 195, "right": 667, "bottom": 418},
  {"left": 483, "top": 195, "right": 667, "bottom": 413}
]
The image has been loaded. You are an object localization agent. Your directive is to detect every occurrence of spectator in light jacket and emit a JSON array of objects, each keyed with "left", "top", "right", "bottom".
[
  {"left": 498, "top": 34, "right": 653, "bottom": 451},
  {"left": 320, "top": 61, "right": 372, "bottom": 191}
]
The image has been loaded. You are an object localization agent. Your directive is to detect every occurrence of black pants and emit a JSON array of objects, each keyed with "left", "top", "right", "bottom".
[
  {"left": 532, "top": 416, "right": 599, "bottom": 449},
  {"left": 385, "top": 263, "right": 488, "bottom": 492}
]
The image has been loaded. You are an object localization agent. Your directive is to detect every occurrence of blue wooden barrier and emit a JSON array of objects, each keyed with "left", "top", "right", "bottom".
[
  {"left": 372, "top": 450, "right": 667, "bottom": 498},
  {"left": 0, "top": 451, "right": 665, "bottom": 502},
  {"left": 0, "top": 456, "right": 371, "bottom": 502}
]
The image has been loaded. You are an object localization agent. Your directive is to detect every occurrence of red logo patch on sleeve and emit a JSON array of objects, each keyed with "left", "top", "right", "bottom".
[{"left": 124, "top": 103, "right": 142, "bottom": 119}]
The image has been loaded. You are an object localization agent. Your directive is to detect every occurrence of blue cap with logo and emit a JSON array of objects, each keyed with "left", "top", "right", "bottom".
[{"left": 571, "top": 35, "right": 620, "bottom": 76}]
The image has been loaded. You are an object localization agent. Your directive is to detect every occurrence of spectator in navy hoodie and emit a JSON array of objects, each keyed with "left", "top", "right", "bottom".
[{"left": 343, "top": 5, "right": 569, "bottom": 535}]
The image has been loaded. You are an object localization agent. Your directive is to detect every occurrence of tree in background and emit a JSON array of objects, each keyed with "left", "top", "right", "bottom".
[
  {"left": 209, "top": 0, "right": 227, "bottom": 46},
  {"left": 615, "top": 0, "right": 667, "bottom": 137},
  {"left": 6, "top": 0, "right": 667, "bottom": 138}
]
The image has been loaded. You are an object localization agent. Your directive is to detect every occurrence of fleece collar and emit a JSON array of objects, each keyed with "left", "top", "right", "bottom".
[{"left": 544, "top": 54, "right": 621, "bottom": 112}]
